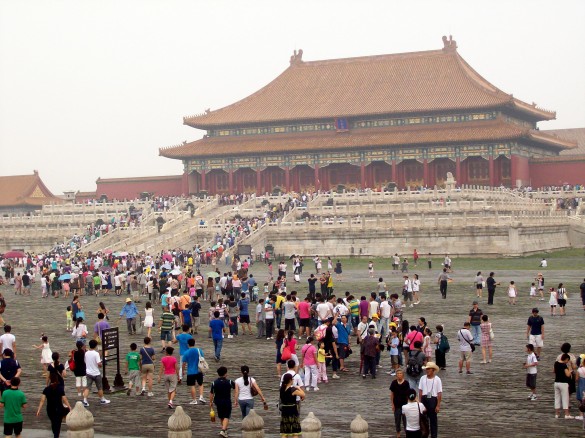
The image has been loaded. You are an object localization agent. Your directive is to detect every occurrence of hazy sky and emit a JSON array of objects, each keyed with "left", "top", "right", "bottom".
[{"left": 1, "top": 0, "right": 584, "bottom": 194}]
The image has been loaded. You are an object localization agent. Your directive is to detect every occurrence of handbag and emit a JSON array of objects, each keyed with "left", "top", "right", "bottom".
[
  {"left": 251, "top": 378, "right": 259, "bottom": 397},
  {"left": 489, "top": 326, "right": 495, "bottom": 341},
  {"left": 419, "top": 403, "right": 430, "bottom": 438},
  {"left": 460, "top": 329, "right": 475, "bottom": 352},
  {"left": 197, "top": 348, "right": 209, "bottom": 372},
  {"left": 281, "top": 341, "right": 292, "bottom": 361}
]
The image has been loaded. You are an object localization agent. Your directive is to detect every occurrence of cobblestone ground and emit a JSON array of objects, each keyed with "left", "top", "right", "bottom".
[{"left": 2, "top": 263, "right": 584, "bottom": 437}]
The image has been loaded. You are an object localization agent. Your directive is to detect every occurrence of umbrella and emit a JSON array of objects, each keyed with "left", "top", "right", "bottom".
[
  {"left": 101, "top": 265, "right": 113, "bottom": 272},
  {"left": 103, "top": 249, "right": 113, "bottom": 254},
  {"left": 206, "top": 271, "right": 220, "bottom": 279},
  {"left": 58, "top": 273, "right": 71, "bottom": 281},
  {"left": 113, "top": 251, "right": 128, "bottom": 257},
  {"left": 171, "top": 269, "right": 182, "bottom": 276},
  {"left": 162, "top": 253, "right": 173, "bottom": 261},
  {"left": 212, "top": 244, "right": 219, "bottom": 251},
  {"left": 162, "top": 263, "right": 172, "bottom": 270},
  {"left": 3, "top": 250, "right": 26, "bottom": 259}
]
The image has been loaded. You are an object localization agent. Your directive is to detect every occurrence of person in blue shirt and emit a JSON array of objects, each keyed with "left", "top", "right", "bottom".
[
  {"left": 119, "top": 298, "right": 139, "bottom": 335},
  {"left": 335, "top": 315, "right": 352, "bottom": 372},
  {"left": 175, "top": 325, "right": 193, "bottom": 383},
  {"left": 209, "top": 311, "right": 225, "bottom": 361},
  {"left": 182, "top": 338, "right": 206, "bottom": 404},
  {"left": 237, "top": 293, "right": 252, "bottom": 335}
]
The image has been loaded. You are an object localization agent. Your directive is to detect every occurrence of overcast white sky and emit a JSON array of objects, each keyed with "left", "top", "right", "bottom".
[{"left": 1, "top": 0, "right": 584, "bottom": 194}]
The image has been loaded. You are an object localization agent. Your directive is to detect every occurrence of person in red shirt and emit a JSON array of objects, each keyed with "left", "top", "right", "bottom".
[
  {"left": 158, "top": 347, "right": 179, "bottom": 409},
  {"left": 297, "top": 296, "right": 312, "bottom": 339},
  {"left": 404, "top": 326, "right": 423, "bottom": 351}
]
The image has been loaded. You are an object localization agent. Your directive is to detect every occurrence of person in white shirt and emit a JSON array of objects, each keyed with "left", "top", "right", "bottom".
[
  {"left": 368, "top": 293, "right": 379, "bottom": 321},
  {"left": 457, "top": 322, "right": 474, "bottom": 374},
  {"left": 82, "top": 339, "right": 110, "bottom": 406},
  {"left": 316, "top": 298, "right": 332, "bottom": 323},
  {"left": 524, "top": 343, "right": 538, "bottom": 401},
  {"left": 418, "top": 362, "right": 442, "bottom": 438},
  {"left": 402, "top": 388, "right": 426, "bottom": 434},
  {"left": 378, "top": 295, "right": 392, "bottom": 338},
  {"left": 0, "top": 326, "right": 16, "bottom": 357},
  {"left": 412, "top": 274, "right": 421, "bottom": 305}
]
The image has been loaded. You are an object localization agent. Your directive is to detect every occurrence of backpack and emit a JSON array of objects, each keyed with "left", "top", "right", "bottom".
[
  {"left": 314, "top": 324, "right": 328, "bottom": 342},
  {"left": 438, "top": 334, "right": 450, "bottom": 353},
  {"left": 68, "top": 350, "right": 76, "bottom": 371},
  {"left": 406, "top": 351, "right": 423, "bottom": 377}
]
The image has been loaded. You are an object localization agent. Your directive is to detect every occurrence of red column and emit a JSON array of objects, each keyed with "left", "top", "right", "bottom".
[
  {"left": 423, "top": 159, "right": 429, "bottom": 187},
  {"left": 181, "top": 172, "right": 189, "bottom": 195},
  {"left": 314, "top": 165, "right": 320, "bottom": 191},
  {"left": 360, "top": 163, "right": 366, "bottom": 189},
  {"left": 201, "top": 170, "right": 206, "bottom": 191},
  {"left": 285, "top": 167, "right": 290, "bottom": 193},
  {"left": 455, "top": 157, "right": 461, "bottom": 184},
  {"left": 391, "top": 160, "right": 397, "bottom": 184},
  {"left": 255, "top": 169, "right": 262, "bottom": 195},
  {"left": 228, "top": 169, "right": 233, "bottom": 193},
  {"left": 488, "top": 156, "right": 495, "bottom": 187},
  {"left": 510, "top": 155, "right": 518, "bottom": 188}
]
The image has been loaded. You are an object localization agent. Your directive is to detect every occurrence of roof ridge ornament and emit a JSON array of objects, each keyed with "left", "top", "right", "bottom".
[
  {"left": 442, "top": 35, "right": 457, "bottom": 52},
  {"left": 290, "top": 49, "right": 304, "bottom": 65}
]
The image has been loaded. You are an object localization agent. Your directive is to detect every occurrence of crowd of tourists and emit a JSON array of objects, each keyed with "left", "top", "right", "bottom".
[{"left": 0, "top": 247, "right": 584, "bottom": 437}]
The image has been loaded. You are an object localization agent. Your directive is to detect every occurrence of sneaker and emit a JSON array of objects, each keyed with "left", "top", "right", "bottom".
[
  {"left": 527, "top": 394, "right": 533, "bottom": 400},
  {"left": 228, "top": 335, "right": 233, "bottom": 339},
  {"left": 480, "top": 360, "right": 487, "bottom": 364},
  {"left": 140, "top": 389, "right": 146, "bottom": 396},
  {"left": 555, "top": 414, "right": 559, "bottom": 419},
  {"left": 199, "top": 396, "right": 206, "bottom": 403},
  {"left": 313, "top": 387, "right": 319, "bottom": 391},
  {"left": 189, "top": 399, "right": 198, "bottom": 405},
  {"left": 215, "top": 356, "right": 220, "bottom": 362},
  {"left": 409, "top": 304, "right": 414, "bottom": 308},
  {"left": 82, "top": 401, "right": 89, "bottom": 407},
  {"left": 529, "top": 395, "right": 538, "bottom": 401},
  {"left": 574, "top": 416, "right": 583, "bottom": 420},
  {"left": 362, "top": 374, "right": 367, "bottom": 379},
  {"left": 100, "top": 399, "right": 111, "bottom": 405},
  {"left": 168, "top": 402, "right": 174, "bottom": 409},
  {"left": 466, "top": 371, "right": 473, "bottom": 374},
  {"left": 77, "top": 392, "right": 82, "bottom": 397},
  {"left": 147, "top": 392, "right": 154, "bottom": 397},
  {"left": 565, "top": 415, "right": 574, "bottom": 419},
  {"left": 219, "top": 431, "right": 229, "bottom": 438},
  {"left": 126, "top": 388, "right": 131, "bottom": 396},
  {"left": 332, "top": 374, "right": 340, "bottom": 379},
  {"left": 390, "top": 371, "right": 396, "bottom": 376}
]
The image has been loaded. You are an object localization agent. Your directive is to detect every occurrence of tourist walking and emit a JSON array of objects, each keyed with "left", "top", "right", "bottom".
[
  {"left": 418, "top": 362, "right": 442, "bottom": 438},
  {"left": 158, "top": 346, "right": 179, "bottom": 409},
  {"left": 433, "top": 325, "right": 448, "bottom": 370},
  {"left": 71, "top": 341, "right": 87, "bottom": 397},
  {"left": 437, "top": 269, "right": 451, "bottom": 299},
  {"left": 457, "top": 322, "right": 474, "bottom": 374},
  {"left": 301, "top": 337, "right": 318, "bottom": 391},
  {"left": 468, "top": 301, "right": 483, "bottom": 346},
  {"left": 389, "top": 369, "right": 409, "bottom": 438},
  {"left": 119, "top": 298, "right": 139, "bottom": 335},
  {"left": 209, "top": 366, "right": 235, "bottom": 438},
  {"left": 139, "top": 337, "right": 156, "bottom": 396},
  {"left": 279, "top": 372, "right": 305, "bottom": 437},
  {"left": 82, "top": 339, "right": 110, "bottom": 406},
  {"left": 524, "top": 343, "right": 538, "bottom": 401},
  {"left": 181, "top": 338, "right": 206, "bottom": 405},
  {"left": 210, "top": 311, "right": 224, "bottom": 361},
  {"left": 526, "top": 308, "right": 545, "bottom": 358},
  {"left": 71, "top": 317, "right": 88, "bottom": 346},
  {"left": 556, "top": 283, "right": 568, "bottom": 316},
  {"left": 0, "top": 377, "right": 27, "bottom": 438},
  {"left": 36, "top": 373, "right": 72, "bottom": 438},
  {"left": 234, "top": 365, "right": 267, "bottom": 418}
]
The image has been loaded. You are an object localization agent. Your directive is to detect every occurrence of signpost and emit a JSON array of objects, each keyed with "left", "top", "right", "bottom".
[{"left": 100, "top": 327, "right": 125, "bottom": 392}]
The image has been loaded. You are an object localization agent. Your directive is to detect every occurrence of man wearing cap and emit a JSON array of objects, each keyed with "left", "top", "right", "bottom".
[
  {"left": 468, "top": 301, "right": 483, "bottom": 346},
  {"left": 526, "top": 308, "right": 545, "bottom": 358},
  {"left": 419, "top": 362, "right": 442, "bottom": 438},
  {"left": 119, "top": 298, "right": 139, "bottom": 335}
]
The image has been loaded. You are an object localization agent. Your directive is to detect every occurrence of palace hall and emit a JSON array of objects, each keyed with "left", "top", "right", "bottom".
[{"left": 159, "top": 37, "right": 577, "bottom": 196}]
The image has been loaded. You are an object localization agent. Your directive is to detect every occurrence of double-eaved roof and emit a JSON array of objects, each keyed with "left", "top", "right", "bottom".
[{"left": 161, "top": 39, "right": 570, "bottom": 160}]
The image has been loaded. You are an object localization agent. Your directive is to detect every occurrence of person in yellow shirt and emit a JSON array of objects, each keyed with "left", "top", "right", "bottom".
[{"left": 275, "top": 292, "right": 286, "bottom": 329}]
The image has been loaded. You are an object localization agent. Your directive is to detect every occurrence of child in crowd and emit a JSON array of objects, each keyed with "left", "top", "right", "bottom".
[
  {"left": 66, "top": 306, "right": 74, "bottom": 331},
  {"left": 33, "top": 335, "right": 53, "bottom": 375},
  {"left": 388, "top": 329, "right": 400, "bottom": 376},
  {"left": 368, "top": 261, "right": 374, "bottom": 278},
  {"left": 256, "top": 298, "right": 265, "bottom": 339},
  {"left": 508, "top": 281, "right": 517, "bottom": 305},
  {"left": 524, "top": 343, "right": 538, "bottom": 401},
  {"left": 316, "top": 341, "right": 330, "bottom": 383},
  {"left": 423, "top": 327, "right": 433, "bottom": 361},
  {"left": 529, "top": 283, "right": 537, "bottom": 300},
  {"left": 125, "top": 343, "right": 142, "bottom": 396},
  {"left": 548, "top": 287, "right": 558, "bottom": 316}
]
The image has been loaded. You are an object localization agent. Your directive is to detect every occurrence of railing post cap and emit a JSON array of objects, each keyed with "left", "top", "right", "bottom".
[
  {"left": 350, "top": 414, "right": 369, "bottom": 432},
  {"left": 301, "top": 412, "right": 322, "bottom": 431},
  {"left": 168, "top": 405, "right": 192, "bottom": 431}
]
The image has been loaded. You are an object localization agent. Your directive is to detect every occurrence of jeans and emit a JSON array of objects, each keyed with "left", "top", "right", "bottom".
[
  {"left": 229, "top": 317, "right": 238, "bottom": 335},
  {"left": 213, "top": 338, "right": 223, "bottom": 359},
  {"left": 238, "top": 398, "right": 254, "bottom": 418},
  {"left": 470, "top": 324, "right": 481, "bottom": 345},
  {"left": 407, "top": 375, "right": 422, "bottom": 391},
  {"left": 275, "top": 310, "right": 282, "bottom": 329},
  {"left": 126, "top": 317, "right": 136, "bottom": 334},
  {"left": 393, "top": 407, "right": 406, "bottom": 433},
  {"left": 421, "top": 396, "right": 438, "bottom": 438},
  {"left": 256, "top": 320, "right": 265, "bottom": 338},
  {"left": 378, "top": 317, "right": 389, "bottom": 338},
  {"left": 265, "top": 319, "right": 274, "bottom": 338}
]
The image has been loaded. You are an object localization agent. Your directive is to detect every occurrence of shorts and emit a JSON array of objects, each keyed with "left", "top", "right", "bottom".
[
  {"left": 284, "top": 318, "right": 296, "bottom": 331},
  {"left": 164, "top": 374, "right": 178, "bottom": 393},
  {"left": 4, "top": 422, "right": 23, "bottom": 436},
  {"left": 187, "top": 373, "right": 204, "bottom": 386},
  {"left": 193, "top": 316, "right": 200, "bottom": 327},
  {"left": 529, "top": 334, "right": 543, "bottom": 348},
  {"left": 240, "top": 315, "right": 250, "bottom": 324},
  {"left": 460, "top": 351, "right": 472, "bottom": 362},
  {"left": 338, "top": 343, "right": 349, "bottom": 359},
  {"left": 141, "top": 364, "right": 154, "bottom": 376},
  {"left": 557, "top": 299, "right": 566, "bottom": 308},
  {"left": 476, "top": 283, "right": 483, "bottom": 289},
  {"left": 526, "top": 373, "right": 537, "bottom": 390},
  {"left": 405, "top": 292, "right": 414, "bottom": 302},
  {"left": 391, "top": 355, "right": 399, "bottom": 365},
  {"left": 87, "top": 374, "right": 103, "bottom": 391},
  {"left": 75, "top": 375, "right": 88, "bottom": 387},
  {"left": 215, "top": 401, "right": 232, "bottom": 420},
  {"left": 299, "top": 318, "right": 311, "bottom": 328},
  {"left": 161, "top": 330, "right": 172, "bottom": 341},
  {"left": 115, "top": 286, "right": 121, "bottom": 291},
  {"left": 128, "top": 370, "right": 140, "bottom": 386}
]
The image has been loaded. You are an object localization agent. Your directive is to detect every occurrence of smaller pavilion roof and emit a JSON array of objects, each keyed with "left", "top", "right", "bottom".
[{"left": 0, "top": 171, "right": 62, "bottom": 208}]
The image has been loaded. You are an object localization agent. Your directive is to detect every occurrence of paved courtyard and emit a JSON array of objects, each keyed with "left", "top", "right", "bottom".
[{"left": 2, "top": 260, "right": 584, "bottom": 437}]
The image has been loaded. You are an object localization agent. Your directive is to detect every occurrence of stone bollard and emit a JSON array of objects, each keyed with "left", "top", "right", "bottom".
[
  {"left": 242, "top": 409, "right": 265, "bottom": 438},
  {"left": 301, "top": 411, "right": 322, "bottom": 438},
  {"left": 66, "top": 401, "right": 94, "bottom": 438},
  {"left": 350, "top": 414, "right": 369, "bottom": 438},
  {"left": 168, "top": 405, "right": 192, "bottom": 438}
]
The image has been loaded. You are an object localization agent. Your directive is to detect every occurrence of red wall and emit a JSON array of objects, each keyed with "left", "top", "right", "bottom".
[
  {"left": 511, "top": 155, "right": 530, "bottom": 188},
  {"left": 96, "top": 176, "right": 183, "bottom": 200},
  {"left": 530, "top": 160, "right": 585, "bottom": 187}
]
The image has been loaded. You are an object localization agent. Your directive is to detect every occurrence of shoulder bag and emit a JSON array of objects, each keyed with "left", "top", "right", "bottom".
[
  {"left": 419, "top": 403, "right": 430, "bottom": 438},
  {"left": 197, "top": 348, "right": 210, "bottom": 373},
  {"left": 459, "top": 329, "right": 475, "bottom": 352}
]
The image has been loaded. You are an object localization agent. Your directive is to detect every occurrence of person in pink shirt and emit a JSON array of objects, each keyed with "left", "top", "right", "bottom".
[
  {"left": 404, "top": 325, "right": 423, "bottom": 351},
  {"left": 157, "top": 347, "right": 179, "bottom": 409},
  {"left": 298, "top": 296, "right": 312, "bottom": 338},
  {"left": 300, "top": 337, "right": 319, "bottom": 391}
]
